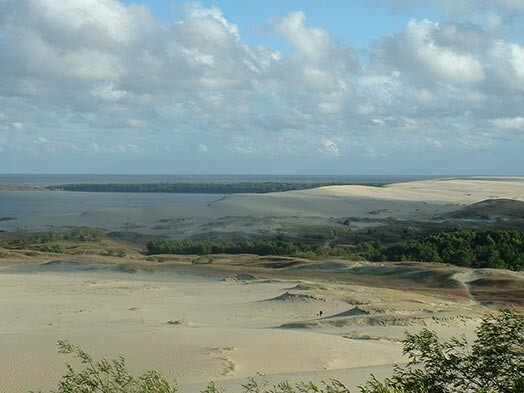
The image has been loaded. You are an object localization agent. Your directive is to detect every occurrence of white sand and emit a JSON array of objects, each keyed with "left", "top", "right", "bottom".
[
  {"left": 0, "top": 262, "right": 486, "bottom": 393},
  {"left": 214, "top": 178, "right": 524, "bottom": 220}
]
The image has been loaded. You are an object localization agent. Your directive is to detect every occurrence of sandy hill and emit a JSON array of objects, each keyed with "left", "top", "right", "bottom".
[{"left": 440, "top": 198, "right": 524, "bottom": 220}]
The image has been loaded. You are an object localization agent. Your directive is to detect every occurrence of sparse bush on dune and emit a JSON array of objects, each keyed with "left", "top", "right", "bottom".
[
  {"left": 39, "top": 310, "right": 523, "bottom": 393},
  {"left": 360, "top": 309, "right": 524, "bottom": 393},
  {"left": 35, "top": 243, "right": 66, "bottom": 253},
  {"left": 6, "top": 227, "right": 106, "bottom": 251},
  {"left": 34, "top": 340, "right": 176, "bottom": 393},
  {"left": 7, "top": 227, "right": 106, "bottom": 247}
]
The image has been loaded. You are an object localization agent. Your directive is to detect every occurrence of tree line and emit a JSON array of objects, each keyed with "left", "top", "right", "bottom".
[
  {"left": 47, "top": 182, "right": 384, "bottom": 194},
  {"left": 147, "top": 229, "right": 524, "bottom": 271},
  {"left": 146, "top": 238, "right": 329, "bottom": 257},
  {"left": 357, "top": 229, "right": 524, "bottom": 270}
]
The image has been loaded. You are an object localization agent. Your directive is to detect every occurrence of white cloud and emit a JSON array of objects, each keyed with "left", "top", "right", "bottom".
[
  {"left": 489, "top": 41, "right": 524, "bottom": 91},
  {"left": 91, "top": 83, "right": 127, "bottom": 102},
  {"left": 0, "top": 0, "right": 152, "bottom": 81},
  {"left": 493, "top": 117, "right": 524, "bottom": 130},
  {"left": 118, "top": 143, "right": 140, "bottom": 153},
  {"left": 0, "top": 1, "right": 522, "bottom": 170},
  {"left": 320, "top": 138, "right": 340, "bottom": 156},
  {"left": 198, "top": 143, "right": 209, "bottom": 152},
  {"left": 274, "top": 11, "right": 330, "bottom": 61},
  {"left": 376, "top": 19, "right": 485, "bottom": 84},
  {"left": 128, "top": 119, "right": 146, "bottom": 128},
  {"left": 33, "top": 136, "right": 48, "bottom": 144},
  {"left": 12, "top": 122, "right": 24, "bottom": 130}
]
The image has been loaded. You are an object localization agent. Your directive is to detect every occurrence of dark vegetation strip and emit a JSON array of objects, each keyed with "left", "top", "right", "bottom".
[
  {"left": 359, "top": 229, "right": 524, "bottom": 270},
  {"left": 46, "top": 182, "right": 385, "bottom": 193},
  {"left": 147, "top": 229, "right": 524, "bottom": 271},
  {"left": 5, "top": 227, "right": 106, "bottom": 253},
  {"left": 146, "top": 238, "right": 340, "bottom": 259},
  {"left": 3, "top": 227, "right": 523, "bottom": 271}
]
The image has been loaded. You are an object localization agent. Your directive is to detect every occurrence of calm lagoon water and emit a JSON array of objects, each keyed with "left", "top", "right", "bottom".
[
  {"left": 0, "top": 191, "right": 221, "bottom": 220},
  {"left": 0, "top": 174, "right": 442, "bottom": 232}
]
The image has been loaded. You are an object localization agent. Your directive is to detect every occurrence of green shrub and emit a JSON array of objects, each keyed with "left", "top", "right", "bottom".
[
  {"left": 360, "top": 309, "right": 524, "bottom": 393},
  {"left": 40, "top": 340, "right": 176, "bottom": 393},
  {"left": 28, "top": 227, "right": 106, "bottom": 244},
  {"left": 36, "top": 243, "right": 66, "bottom": 253}
]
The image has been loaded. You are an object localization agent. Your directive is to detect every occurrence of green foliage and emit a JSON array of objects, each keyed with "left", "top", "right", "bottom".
[
  {"left": 28, "top": 227, "right": 106, "bottom": 244},
  {"left": 35, "top": 243, "right": 66, "bottom": 253},
  {"left": 6, "top": 227, "right": 106, "bottom": 253},
  {"left": 358, "top": 229, "right": 524, "bottom": 270},
  {"left": 201, "top": 382, "right": 226, "bottom": 393},
  {"left": 146, "top": 238, "right": 331, "bottom": 258},
  {"left": 360, "top": 309, "right": 524, "bottom": 393},
  {"left": 210, "top": 376, "right": 352, "bottom": 393},
  {"left": 147, "top": 229, "right": 524, "bottom": 270},
  {"left": 47, "top": 182, "right": 384, "bottom": 194},
  {"left": 41, "top": 340, "right": 176, "bottom": 393}
]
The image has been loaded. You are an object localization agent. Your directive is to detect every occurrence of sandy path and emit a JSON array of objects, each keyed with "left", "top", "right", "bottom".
[{"left": 453, "top": 271, "right": 491, "bottom": 308}]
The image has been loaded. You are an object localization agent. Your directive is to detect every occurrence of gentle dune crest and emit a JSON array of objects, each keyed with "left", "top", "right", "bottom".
[{"left": 210, "top": 178, "right": 524, "bottom": 222}]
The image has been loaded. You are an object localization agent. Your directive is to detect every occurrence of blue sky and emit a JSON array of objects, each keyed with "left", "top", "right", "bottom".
[
  {"left": 1, "top": 0, "right": 524, "bottom": 174},
  {"left": 125, "top": 1, "right": 443, "bottom": 51}
]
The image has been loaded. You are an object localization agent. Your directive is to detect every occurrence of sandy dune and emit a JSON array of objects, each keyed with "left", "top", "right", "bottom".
[
  {"left": 310, "top": 178, "right": 524, "bottom": 202},
  {"left": 0, "top": 260, "right": 489, "bottom": 393},
  {"left": 214, "top": 178, "right": 524, "bottom": 220}
]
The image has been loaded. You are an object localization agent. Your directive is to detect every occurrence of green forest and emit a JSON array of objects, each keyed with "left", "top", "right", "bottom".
[
  {"left": 146, "top": 238, "right": 329, "bottom": 258},
  {"left": 147, "top": 229, "right": 524, "bottom": 271},
  {"left": 358, "top": 229, "right": 524, "bottom": 270}
]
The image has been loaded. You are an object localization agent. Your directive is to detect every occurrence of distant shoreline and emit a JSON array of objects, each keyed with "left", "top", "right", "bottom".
[
  {"left": 44, "top": 182, "right": 387, "bottom": 194},
  {"left": 0, "top": 174, "right": 444, "bottom": 187},
  {"left": 0, "top": 184, "right": 48, "bottom": 191}
]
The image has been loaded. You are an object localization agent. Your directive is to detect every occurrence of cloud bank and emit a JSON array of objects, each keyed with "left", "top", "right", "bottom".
[{"left": 0, "top": 0, "right": 523, "bottom": 173}]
